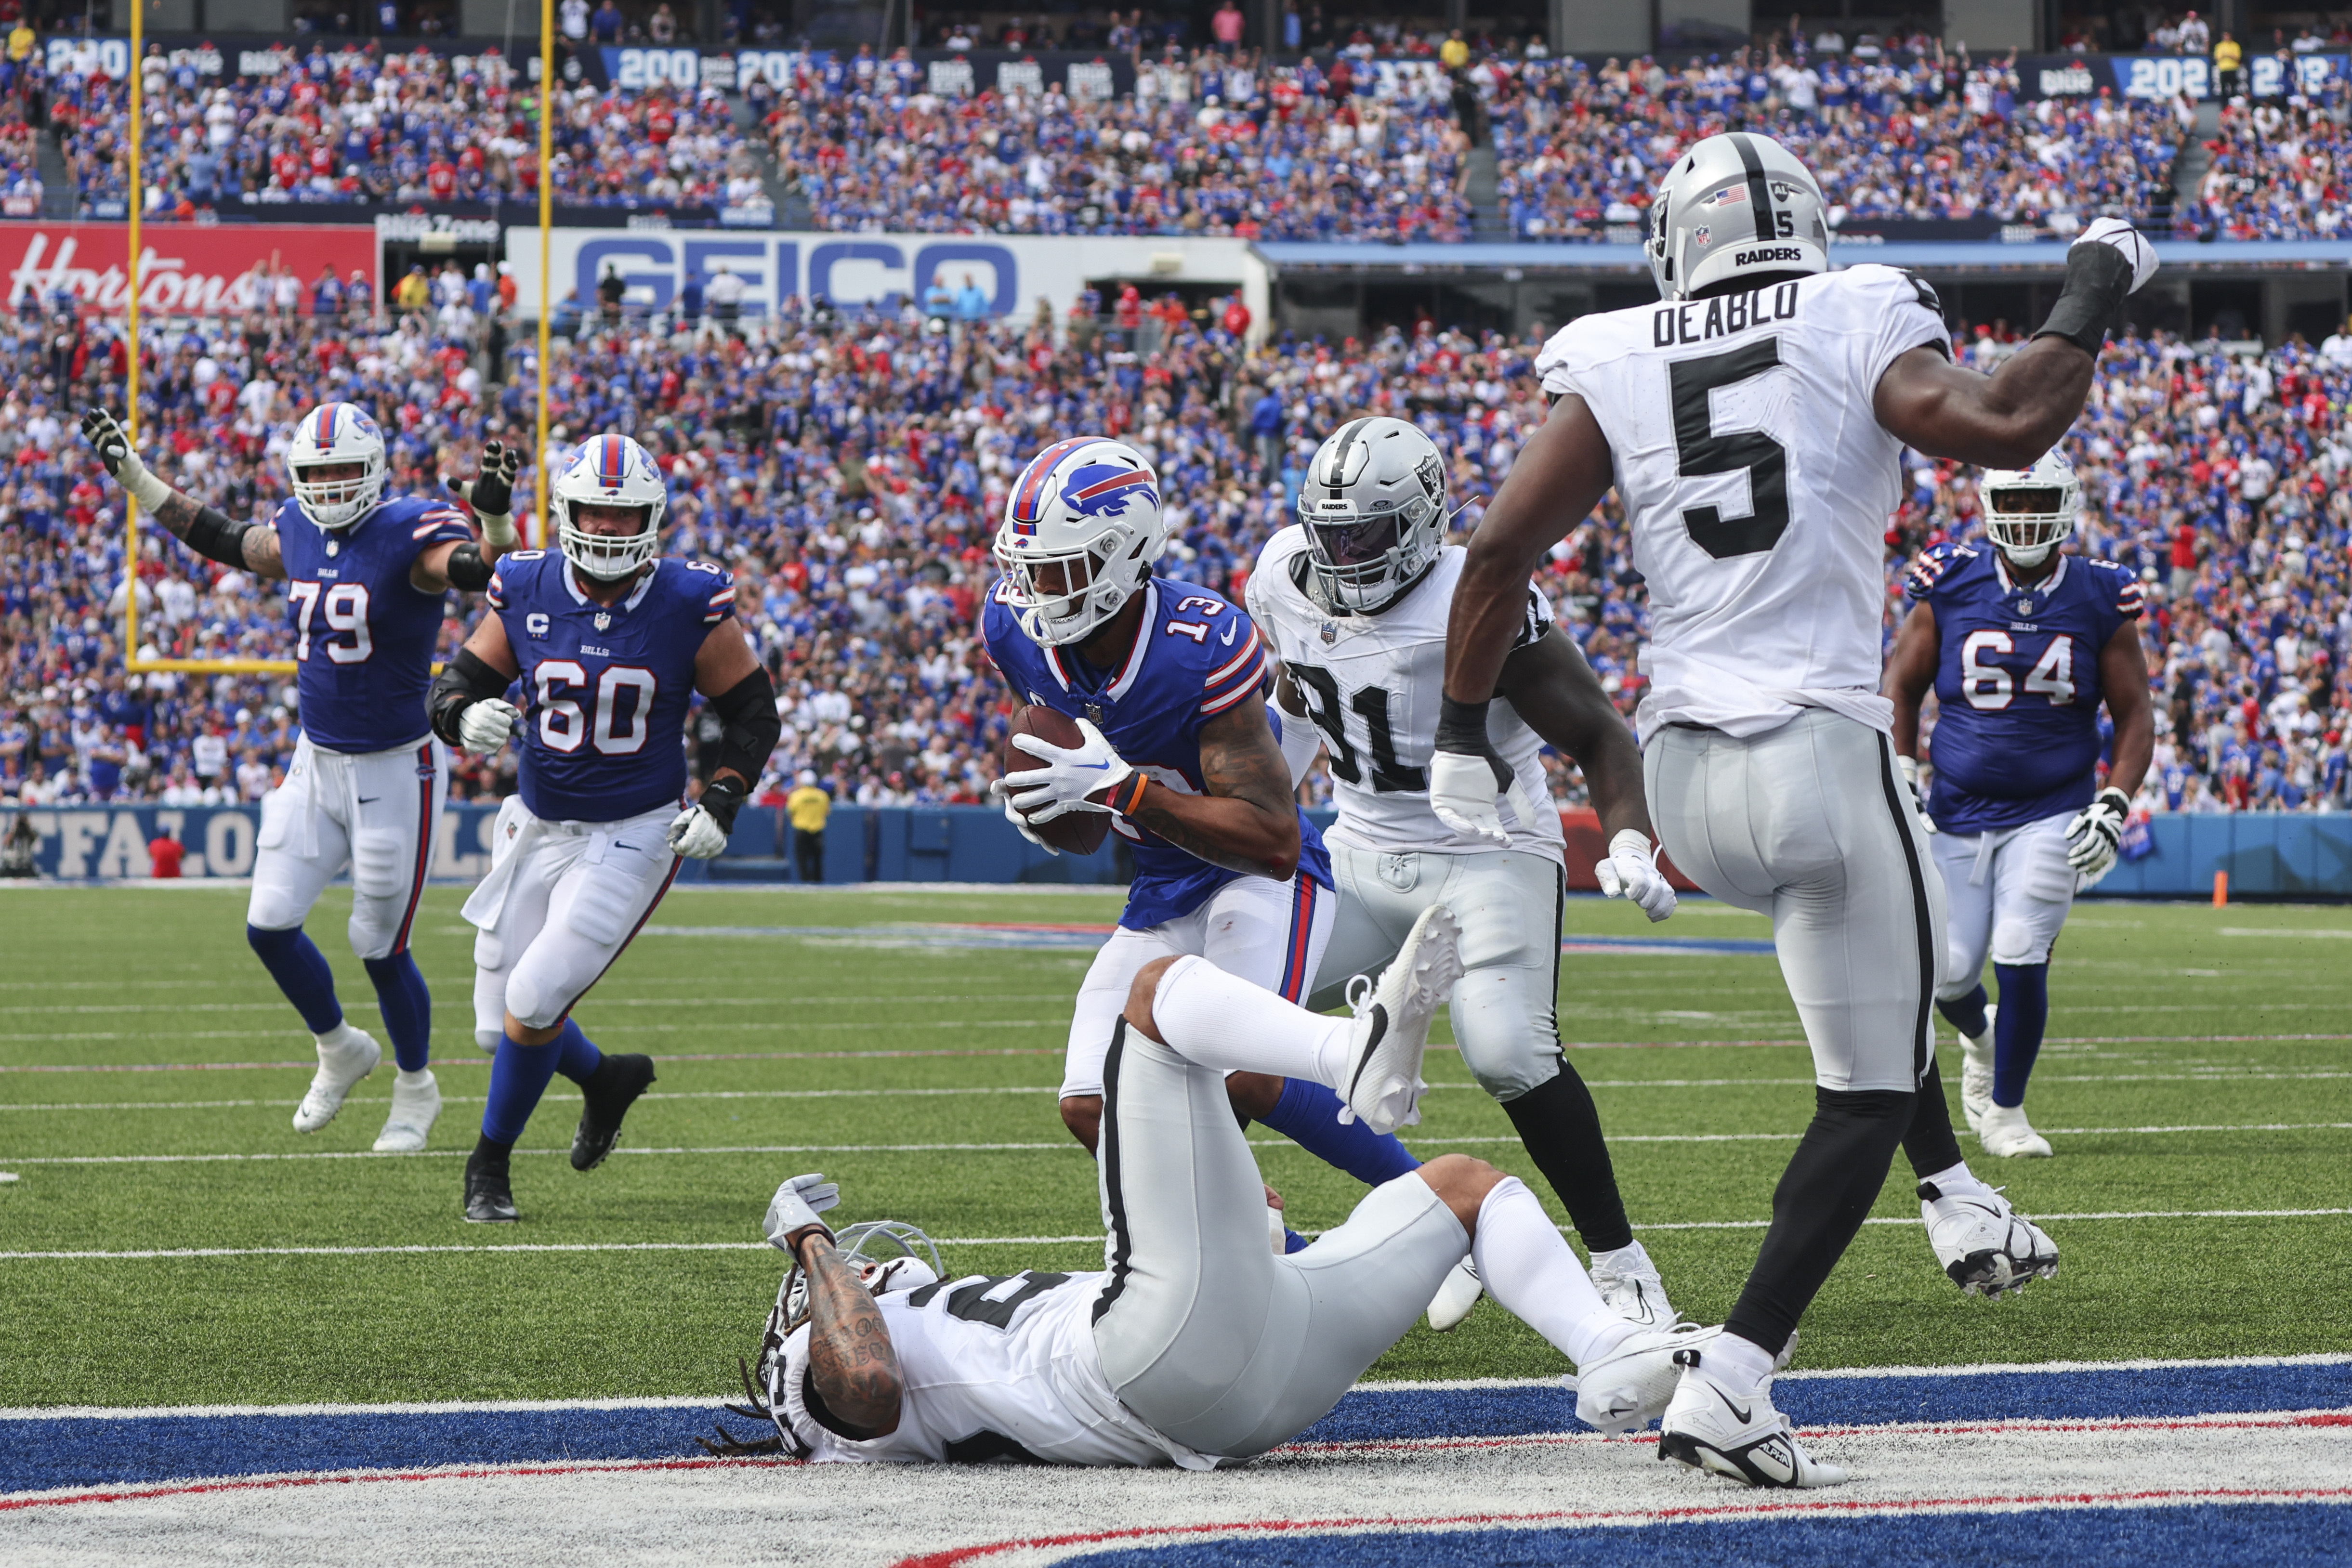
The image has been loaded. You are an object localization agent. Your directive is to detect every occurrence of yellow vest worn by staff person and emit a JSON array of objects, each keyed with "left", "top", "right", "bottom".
[{"left": 788, "top": 784, "right": 831, "bottom": 835}]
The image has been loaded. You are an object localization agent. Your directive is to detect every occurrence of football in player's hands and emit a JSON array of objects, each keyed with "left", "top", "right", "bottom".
[
  {"left": 999, "top": 706, "right": 1111, "bottom": 856},
  {"left": 2073, "top": 218, "right": 2158, "bottom": 295}
]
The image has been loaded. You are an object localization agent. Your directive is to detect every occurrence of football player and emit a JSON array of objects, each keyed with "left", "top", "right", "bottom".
[
  {"left": 427, "top": 433, "right": 780, "bottom": 1223},
  {"left": 81, "top": 404, "right": 522, "bottom": 1154},
  {"left": 1247, "top": 415, "right": 1681, "bottom": 1333},
  {"left": 1887, "top": 451, "right": 2154, "bottom": 1158},
  {"left": 703, "top": 908, "right": 1711, "bottom": 1468},
  {"left": 984, "top": 437, "right": 1461, "bottom": 1282},
  {"left": 1434, "top": 133, "right": 2150, "bottom": 1485}
]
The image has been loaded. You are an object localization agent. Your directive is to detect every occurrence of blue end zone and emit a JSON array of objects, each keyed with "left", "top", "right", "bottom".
[
  {"left": 1052, "top": 1503, "right": 2352, "bottom": 1568},
  {"left": 5, "top": 1360, "right": 2344, "bottom": 1495}
]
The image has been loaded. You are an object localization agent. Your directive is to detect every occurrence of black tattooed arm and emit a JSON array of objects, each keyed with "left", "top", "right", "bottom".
[{"left": 794, "top": 1233, "right": 903, "bottom": 1438}]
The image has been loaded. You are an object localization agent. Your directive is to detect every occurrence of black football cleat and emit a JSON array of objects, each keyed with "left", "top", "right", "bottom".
[
  {"left": 464, "top": 1146, "right": 520, "bottom": 1223},
  {"left": 572, "top": 1053, "right": 657, "bottom": 1172}
]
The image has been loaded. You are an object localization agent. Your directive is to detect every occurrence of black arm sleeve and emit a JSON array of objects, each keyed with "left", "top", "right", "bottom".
[
  {"left": 444, "top": 542, "right": 495, "bottom": 592},
  {"left": 428, "top": 648, "right": 513, "bottom": 746},
  {"left": 709, "top": 665, "right": 782, "bottom": 786},
  {"left": 182, "top": 506, "right": 257, "bottom": 568}
]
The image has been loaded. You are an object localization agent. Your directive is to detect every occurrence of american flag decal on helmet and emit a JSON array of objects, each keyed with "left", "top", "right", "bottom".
[{"left": 1008, "top": 438, "right": 1095, "bottom": 533}]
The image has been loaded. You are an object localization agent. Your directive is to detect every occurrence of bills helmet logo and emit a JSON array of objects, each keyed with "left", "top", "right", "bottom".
[{"left": 1058, "top": 463, "right": 1158, "bottom": 519}]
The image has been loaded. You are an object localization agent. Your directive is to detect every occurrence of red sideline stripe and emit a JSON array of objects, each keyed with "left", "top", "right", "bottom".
[
  {"left": 890, "top": 1486, "right": 2352, "bottom": 1568},
  {"left": 1278, "top": 876, "right": 1317, "bottom": 1002},
  {"left": 389, "top": 741, "right": 436, "bottom": 954},
  {"left": 0, "top": 1455, "right": 795, "bottom": 1514}
]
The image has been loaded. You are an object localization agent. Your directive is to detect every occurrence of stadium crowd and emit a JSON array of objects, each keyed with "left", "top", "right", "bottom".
[
  {"left": 2176, "top": 76, "right": 2352, "bottom": 240},
  {"left": 3, "top": 286, "right": 2351, "bottom": 817}
]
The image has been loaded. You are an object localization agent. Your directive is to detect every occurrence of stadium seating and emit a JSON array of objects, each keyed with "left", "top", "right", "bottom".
[
  {"left": 2176, "top": 78, "right": 2352, "bottom": 240},
  {"left": 2, "top": 289, "right": 2346, "bottom": 818}
]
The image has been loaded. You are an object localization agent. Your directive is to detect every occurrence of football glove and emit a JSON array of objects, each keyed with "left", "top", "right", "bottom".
[
  {"left": 1595, "top": 828, "right": 1677, "bottom": 923},
  {"left": 2073, "top": 217, "right": 2158, "bottom": 295},
  {"left": 667, "top": 777, "right": 745, "bottom": 860},
  {"left": 456, "top": 697, "right": 520, "bottom": 754},
  {"left": 2064, "top": 786, "right": 2131, "bottom": 883},
  {"left": 989, "top": 781, "right": 1059, "bottom": 855},
  {"left": 1898, "top": 756, "right": 1938, "bottom": 835},
  {"left": 763, "top": 1171, "right": 841, "bottom": 1254},
  {"left": 445, "top": 439, "right": 522, "bottom": 549},
  {"left": 80, "top": 408, "right": 173, "bottom": 511},
  {"left": 1004, "top": 716, "right": 1133, "bottom": 823},
  {"left": 1429, "top": 699, "right": 1545, "bottom": 849}
]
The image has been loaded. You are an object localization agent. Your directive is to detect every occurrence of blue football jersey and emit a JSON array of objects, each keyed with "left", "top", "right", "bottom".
[
  {"left": 983, "top": 575, "right": 1331, "bottom": 930},
  {"left": 486, "top": 550, "right": 736, "bottom": 823},
  {"left": 1905, "top": 544, "right": 2143, "bottom": 835},
  {"left": 273, "top": 494, "right": 474, "bottom": 754}
]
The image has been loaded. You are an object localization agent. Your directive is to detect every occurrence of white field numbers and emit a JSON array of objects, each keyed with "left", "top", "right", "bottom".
[
  {"left": 534, "top": 661, "right": 657, "bottom": 755},
  {"left": 1960, "top": 629, "right": 2076, "bottom": 709},
  {"left": 287, "top": 580, "right": 372, "bottom": 664}
]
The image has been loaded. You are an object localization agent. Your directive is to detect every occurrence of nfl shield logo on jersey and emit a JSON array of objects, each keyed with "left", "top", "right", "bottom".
[
  {"left": 595, "top": 612, "right": 612, "bottom": 630},
  {"left": 1320, "top": 621, "right": 1338, "bottom": 645}
]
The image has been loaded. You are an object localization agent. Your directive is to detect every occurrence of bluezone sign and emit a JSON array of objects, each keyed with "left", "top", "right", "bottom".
[
  {"left": 507, "top": 228, "right": 1265, "bottom": 327},
  {"left": 2024, "top": 51, "right": 2347, "bottom": 100}
]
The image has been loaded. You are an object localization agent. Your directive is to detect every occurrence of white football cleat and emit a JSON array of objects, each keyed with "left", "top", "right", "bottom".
[
  {"left": 1425, "top": 1258, "right": 1483, "bottom": 1332},
  {"left": 1919, "top": 1178, "right": 2060, "bottom": 1296},
  {"left": 1590, "top": 1240, "right": 1677, "bottom": 1328},
  {"left": 1658, "top": 1348, "right": 1847, "bottom": 1488},
  {"left": 372, "top": 1071, "right": 442, "bottom": 1153},
  {"left": 1978, "top": 1102, "right": 2053, "bottom": 1159},
  {"left": 1339, "top": 903, "right": 1463, "bottom": 1136},
  {"left": 293, "top": 1028, "right": 382, "bottom": 1134},
  {"left": 1958, "top": 1005, "right": 1996, "bottom": 1134},
  {"left": 1573, "top": 1320, "right": 1714, "bottom": 1434}
]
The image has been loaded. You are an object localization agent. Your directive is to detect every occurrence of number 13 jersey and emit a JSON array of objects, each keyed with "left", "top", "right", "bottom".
[
  {"left": 1535, "top": 265, "right": 1948, "bottom": 739},
  {"left": 484, "top": 549, "right": 736, "bottom": 823}
]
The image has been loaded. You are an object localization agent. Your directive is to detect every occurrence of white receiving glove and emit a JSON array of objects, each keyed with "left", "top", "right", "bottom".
[
  {"left": 2064, "top": 785, "right": 2131, "bottom": 884},
  {"left": 1898, "top": 755, "right": 1938, "bottom": 835},
  {"left": 989, "top": 780, "right": 1059, "bottom": 855},
  {"left": 456, "top": 697, "right": 520, "bottom": 755},
  {"left": 762, "top": 1171, "right": 842, "bottom": 1253},
  {"left": 2072, "top": 217, "right": 2159, "bottom": 295},
  {"left": 1003, "top": 716, "right": 1133, "bottom": 823},
  {"left": 1428, "top": 749, "right": 1547, "bottom": 849},
  {"left": 666, "top": 803, "right": 731, "bottom": 860},
  {"left": 1594, "top": 828, "right": 1677, "bottom": 923}
]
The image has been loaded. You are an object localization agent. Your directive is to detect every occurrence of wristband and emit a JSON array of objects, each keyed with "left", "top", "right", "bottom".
[
  {"left": 2032, "top": 242, "right": 2132, "bottom": 358},
  {"left": 1435, "top": 695, "right": 1492, "bottom": 755},
  {"left": 699, "top": 775, "right": 748, "bottom": 834},
  {"left": 477, "top": 510, "right": 519, "bottom": 549},
  {"left": 181, "top": 506, "right": 256, "bottom": 568},
  {"left": 1102, "top": 772, "right": 1149, "bottom": 816}
]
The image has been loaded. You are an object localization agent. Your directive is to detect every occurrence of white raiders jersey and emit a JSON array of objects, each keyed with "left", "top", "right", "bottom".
[
  {"left": 767, "top": 1267, "right": 1217, "bottom": 1469},
  {"left": 1248, "top": 530, "right": 1564, "bottom": 864},
  {"left": 1535, "top": 265, "right": 1948, "bottom": 740}
]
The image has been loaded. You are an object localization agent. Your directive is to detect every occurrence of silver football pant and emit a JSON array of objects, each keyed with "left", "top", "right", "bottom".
[
  {"left": 1091, "top": 1022, "right": 1468, "bottom": 1458},
  {"left": 1644, "top": 708, "right": 1945, "bottom": 1093},
  {"left": 1308, "top": 843, "right": 1566, "bottom": 1102}
]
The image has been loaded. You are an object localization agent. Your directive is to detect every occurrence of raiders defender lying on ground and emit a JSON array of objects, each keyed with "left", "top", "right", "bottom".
[{"left": 704, "top": 907, "right": 1713, "bottom": 1467}]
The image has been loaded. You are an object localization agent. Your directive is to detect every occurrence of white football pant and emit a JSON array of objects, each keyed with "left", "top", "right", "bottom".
[
  {"left": 1309, "top": 844, "right": 1565, "bottom": 1102},
  {"left": 248, "top": 733, "right": 447, "bottom": 960},
  {"left": 1059, "top": 870, "right": 1335, "bottom": 1101},
  {"left": 463, "top": 797, "right": 682, "bottom": 1044},
  {"left": 1091, "top": 1019, "right": 1467, "bottom": 1456},
  {"left": 1644, "top": 709, "right": 1946, "bottom": 1093},
  {"left": 1932, "top": 810, "right": 2076, "bottom": 998}
]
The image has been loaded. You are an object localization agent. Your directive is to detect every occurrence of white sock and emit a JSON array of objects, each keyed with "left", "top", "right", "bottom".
[
  {"left": 316, "top": 1021, "right": 365, "bottom": 1052},
  {"left": 1470, "top": 1177, "right": 1631, "bottom": 1368},
  {"left": 395, "top": 1068, "right": 434, "bottom": 1090},
  {"left": 1148, "top": 955, "right": 1353, "bottom": 1087},
  {"left": 1920, "top": 1159, "right": 1990, "bottom": 1197},
  {"left": 1709, "top": 1332, "right": 1777, "bottom": 1394}
]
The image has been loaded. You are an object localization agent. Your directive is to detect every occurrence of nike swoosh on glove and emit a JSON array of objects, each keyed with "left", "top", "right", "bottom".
[
  {"left": 2063, "top": 785, "right": 2130, "bottom": 883},
  {"left": 1429, "top": 749, "right": 1546, "bottom": 849},
  {"left": 456, "top": 697, "right": 520, "bottom": 755},
  {"left": 763, "top": 1172, "right": 841, "bottom": 1252},
  {"left": 2073, "top": 217, "right": 2158, "bottom": 294},
  {"left": 1004, "top": 716, "right": 1132, "bottom": 823},
  {"left": 667, "top": 804, "right": 731, "bottom": 859},
  {"left": 1898, "top": 756, "right": 1938, "bottom": 835},
  {"left": 989, "top": 780, "right": 1059, "bottom": 855},
  {"left": 1594, "top": 828, "right": 1677, "bottom": 922}
]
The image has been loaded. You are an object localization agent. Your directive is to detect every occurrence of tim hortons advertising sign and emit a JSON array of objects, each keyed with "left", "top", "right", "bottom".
[{"left": 0, "top": 222, "right": 378, "bottom": 316}]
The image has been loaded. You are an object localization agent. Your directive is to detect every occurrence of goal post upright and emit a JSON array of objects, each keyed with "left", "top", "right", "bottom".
[{"left": 536, "top": 0, "right": 553, "bottom": 549}]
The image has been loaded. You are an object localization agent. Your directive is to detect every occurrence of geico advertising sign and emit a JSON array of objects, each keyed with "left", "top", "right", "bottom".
[
  {"left": 0, "top": 222, "right": 378, "bottom": 315},
  {"left": 507, "top": 228, "right": 1262, "bottom": 320}
]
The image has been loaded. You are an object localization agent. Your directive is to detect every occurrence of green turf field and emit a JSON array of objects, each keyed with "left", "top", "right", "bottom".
[{"left": 1, "top": 885, "right": 2347, "bottom": 1410}]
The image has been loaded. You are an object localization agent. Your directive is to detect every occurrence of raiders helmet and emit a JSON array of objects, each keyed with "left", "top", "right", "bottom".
[{"left": 1647, "top": 132, "right": 1830, "bottom": 301}]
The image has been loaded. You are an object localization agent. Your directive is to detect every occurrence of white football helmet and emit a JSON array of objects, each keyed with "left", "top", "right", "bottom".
[
  {"left": 1298, "top": 416, "right": 1448, "bottom": 613},
  {"left": 780, "top": 1219, "right": 946, "bottom": 1333},
  {"left": 1979, "top": 450, "right": 2080, "bottom": 568},
  {"left": 1647, "top": 132, "right": 1830, "bottom": 301},
  {"left": 287, "top": 401, "right": 389, "bottom": 530},
  {"left": 552, "top": 432, "right": 668, "bottom": 581},
  {"left": 993, "top": 436, "right": 1168, "bottom": 647}
]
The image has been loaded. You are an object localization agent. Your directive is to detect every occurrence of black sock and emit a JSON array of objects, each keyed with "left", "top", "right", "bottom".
[
  {"left": 1902, "top": 1056, "right": 1966, "bottom": 1178},
  {"left": 1723, "top": 1085, "right": 1913, "bottom": 1357},
  {"left": 469, "top": 1133, "right": 514, "bottom": 1172},
  {"left": 1500, "top": 1059, "right": 1634, "bottom": 1254}
]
